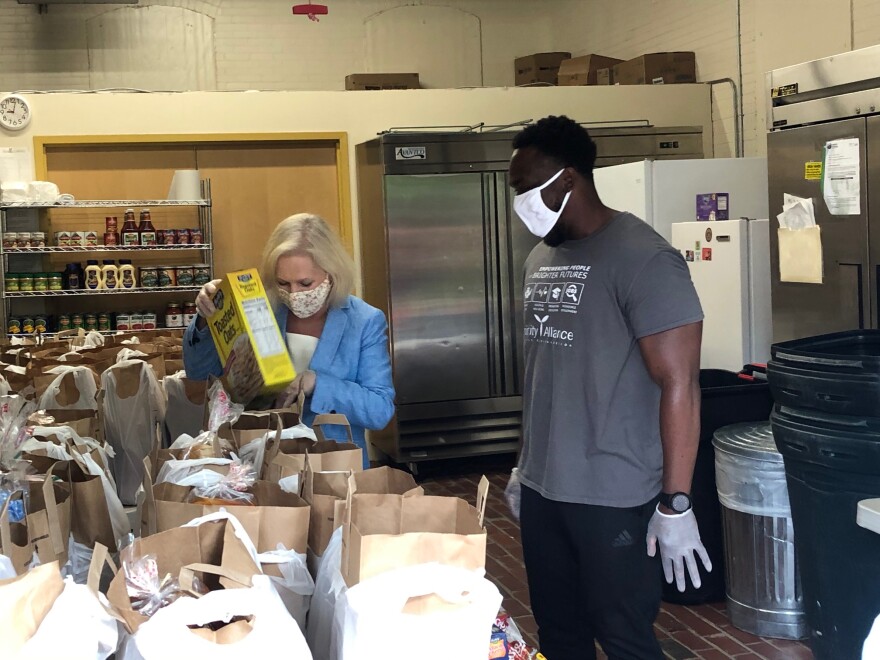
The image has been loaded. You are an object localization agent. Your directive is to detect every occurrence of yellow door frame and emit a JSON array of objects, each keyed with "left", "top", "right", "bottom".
[{"left": 32, "top": 132, "right": 354, "bottom": 252}]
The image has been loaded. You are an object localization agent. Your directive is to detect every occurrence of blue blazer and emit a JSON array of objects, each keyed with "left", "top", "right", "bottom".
[{"left": 183, "top": 295, "right": 395, "bottom": 466}]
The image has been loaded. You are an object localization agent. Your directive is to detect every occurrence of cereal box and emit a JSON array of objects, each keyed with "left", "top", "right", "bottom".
[{"left": 207, "top": 269, "right": 296, "bottom": 403}]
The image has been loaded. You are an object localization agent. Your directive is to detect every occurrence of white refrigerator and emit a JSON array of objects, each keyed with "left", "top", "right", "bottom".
[
  {"left": 593, "top": 157, "right": 769, "bottom": 241},
  {"left": 671, "top": 219, "right": 772, "bottom": 372}
]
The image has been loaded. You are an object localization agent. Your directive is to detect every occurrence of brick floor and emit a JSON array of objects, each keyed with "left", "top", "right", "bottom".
[{"left": 414, "top": 455, "right": 814, "bottom": 660}]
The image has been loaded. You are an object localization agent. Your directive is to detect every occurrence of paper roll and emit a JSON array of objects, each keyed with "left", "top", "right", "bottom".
[{"left": 167, "top": 170, "right": 202, "bottom": 200}]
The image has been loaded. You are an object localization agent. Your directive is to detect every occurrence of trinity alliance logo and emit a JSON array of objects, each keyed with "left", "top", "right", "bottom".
[{"left": 524, "top": 313, "right": 575, "bottom": 344}]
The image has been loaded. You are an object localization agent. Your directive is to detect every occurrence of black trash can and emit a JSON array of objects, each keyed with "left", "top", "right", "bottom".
[
  {"left": 661, "top": 368, "right": 774, "bottom": 605},
  {"left": 769, "top": 331, "right": 880, "bottom": 660}
]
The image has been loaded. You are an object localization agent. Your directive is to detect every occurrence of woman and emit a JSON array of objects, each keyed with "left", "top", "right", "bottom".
[{"left": 183, "top": 213, "right": 395, "bottom": 466}]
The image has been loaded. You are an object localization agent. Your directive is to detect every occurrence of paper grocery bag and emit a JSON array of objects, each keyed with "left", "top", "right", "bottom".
[
  {"left": 106, "top": 516, "right": 259, "bottom": 634},
  {"left": 0, "top": 475, "right": 70, "bottom": 575},
  {"left": 38, "top": 408, "right": 100, "bottom": 441},
  {"left": 0, "top": 561, "right": 64, "bottom": 654},
  {"left": 349, "top": 465, "right": 424, "bottom": 498},
  {"left": 63, "top": 456, "right": 131, "bottom": 549},
  {"left": 101, "top": 359, "right": 166, "bottom": 506},
  {"left": 149, "top": 479, "right": 310, "bottom": 554},
  {"left": 341, "top": 476, "right": 489, "bottom": 587},
  {"left": 164, "top": 375, "right": 208, "bottom": 444},
  {"left": 264, "top": 414, "right": 362, "bottom": 483},
  {"left": 302, "top": 457, "right": 351, "bottom": 556}
]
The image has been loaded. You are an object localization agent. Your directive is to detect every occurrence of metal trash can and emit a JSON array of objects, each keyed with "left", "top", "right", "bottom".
[{"left": 713, "top": 422, "right": 808, "bottom": 640}]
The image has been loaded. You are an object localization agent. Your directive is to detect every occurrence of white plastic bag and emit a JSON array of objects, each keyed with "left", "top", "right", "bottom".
[
  {"left": 334, "top": 564, "right": 502, "bottom": 660},
  {"left": 865, "top": 614, "right": 880, "bottom": 660},
  {"left": 37, "top": 366, "right": 99, "bottom": 411},
  {"left": 0, "top": 554, "right": 14, "bottom": 579},
  {"left": 17, "top": 577, "right": 118, "bottom": 660},
  {"left": 259, "top": 545, "right": 315, "bottom": 631},
  {"left": 155, "top": 457, "right": 233, "bottom": 487},
  {"left": 306, "top": 526, "right": 347, "bottom": 660},
  {"left": 121, "top": 575, "right": 312, "bottom": 660}
]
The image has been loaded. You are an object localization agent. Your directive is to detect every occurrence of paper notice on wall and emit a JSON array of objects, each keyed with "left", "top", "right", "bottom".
[
  {"left": 823, "top": 138, "right": 861, "bottom": 215},
  {"left": 777, "top": 194, "right": 816, "bottom": 230},
  {"left": 0, "top": 147, "right": 34, "bottom": 184}
]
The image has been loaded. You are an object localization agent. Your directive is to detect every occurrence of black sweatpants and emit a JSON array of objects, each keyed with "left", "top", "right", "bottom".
[{"left": 520, "top": 485, "right": 663, "bottom": 660}]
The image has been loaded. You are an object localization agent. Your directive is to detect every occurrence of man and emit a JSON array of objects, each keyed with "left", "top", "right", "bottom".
[{"left": 505, "top": 115, "right": 711, "bottom": 659}]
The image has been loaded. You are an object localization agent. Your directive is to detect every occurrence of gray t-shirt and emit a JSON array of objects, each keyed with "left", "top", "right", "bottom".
[{"left": 519, "top": 212, "right": 703, "bottom": 507}]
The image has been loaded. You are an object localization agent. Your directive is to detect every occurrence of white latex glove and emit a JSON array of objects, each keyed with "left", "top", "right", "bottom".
[
  {"left": 196, "top": 279, "right": 223, "bottom": 318},
  {"left": 274, "top": 370, "right": 316, "bottom": 409},
  {"left": 504, "top": 468, "right": 521, "bottom": 521},
  {"left": 646, "top": 506, "right": 712, "bottom": 592}
]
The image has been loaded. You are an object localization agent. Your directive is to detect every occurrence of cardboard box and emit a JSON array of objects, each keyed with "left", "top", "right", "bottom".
[
  {"left": 207, "top": 269, "right": 295, "bottom": 404},
  {"left": 597, "top": 67, "right": 614, "bottom": 85},
  {"left": 696, "top": 193, "right": 730, "bottom": 221},
  {"left": 344, "top": 73, "right": 420, "bottom": 91},
  {"left": 514, "top": 52, "right": 571, "bottom": 86},
  {"left": 557, "top": 54, "right": 624, "bottom": 86},
  {"left": 613, "top": 52, "right": 696, "bottom": 85}
]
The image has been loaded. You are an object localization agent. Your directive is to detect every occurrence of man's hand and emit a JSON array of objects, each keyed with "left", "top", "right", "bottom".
[{"left": 646, "top": 506, "right": 711, "bottom": 592}]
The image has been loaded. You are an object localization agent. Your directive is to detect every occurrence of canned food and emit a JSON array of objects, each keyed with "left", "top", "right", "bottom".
[
  {"left": 176, "top": 229, "right": 191, "bottom": 245},
  {"left": 7, "top": 318, "right": 20, "bottom": 334},
  {"left": 190, "top": 228, "right": 204, "bottom": 244},
  {"left": 139, "top": 267, "right": 158, "bottom": 289},
  {"left": 164, "top": 230, "right": 177, "bottom": 245},
  {"left": 18, "top": 274, "right": 34, "bottom": 292},
  {"left": 31, "top": 232, "right": 46, "bottom": 248},
  {"left": 22, "top": 317, "right": 35, "bottom": 334},
  {"left": 34, "top": 316, "right": 47, "bottom": 333},
  {"left": 57, "top": 314, "right": 71, "bottom": 331},
  {"left": 71, "top": 231, "right": 87, "bottom": 247},
  {"left": 71, "top": 313, "right": 84, "bottom": 330},
  {"left": 49, "top": 273, "right": 63, "bottom": 291},
  {"left": 55, "top": 231, "right": 71, "bottom": 247},
  {"left": 115, "top": 314, "right": 130, "bottom": 331},
  {"left": 85, "top": 231, "right": 99, "bottom": 247},
  {"left": 4, "top": 274, "right": 19, "bottom": 292},
  {"left": 33, "top": 273, "right": 48, "bottom": 292},
  {"left": 193, "top": 264, "right": 211, "bottom": 286},
  {"left": 103, "top": 232, "right": 119, "bottom": 246},
  {"left": 98, "top": 312, "right": 111, "bottom": 332},
  {"left": 157, "top": 265, "right": 177, "bottom": 288},
  {"left": 16, "top": 232, "right": 31, "bottom": 248},
  {"left": 183, "top": 302, "right": 198, "bottom": 327},
  {"left": 142, "top": 312, "right": 158, "bottom": 331},
  {"left": 175, "top": 266, "right": 194, "bottom": 287},
  {"left": 84, "top": 313, "right": 98, "bottom": 332},
  {"left": 130, "top": 313, "right": 144, "bottom": 331},
  {"left": 3, "top": 233, "right": 17, "bottom": 249},
  {"left": 165, "top": 302, "right": 183, "bottom": 328}
]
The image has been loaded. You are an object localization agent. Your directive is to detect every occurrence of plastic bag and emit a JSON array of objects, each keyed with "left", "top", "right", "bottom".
[
  {"left": 122, "top": 542, "right": 207, "bottom": 617},
  {"left": 259, "top": 544, "right": 315, "bottom": 632},
  {"left": 205, "top": 380, "right": 243, "bottom": 434},
  {"left": 188, "top": 459, "right": 256, "bottom": 505},
  {"left": 0, "top": 396, "right": 37, "bottom": 469},
  {"left": 492, "top": 609, "right": 540, "bottom": 660},
  {"left": 37, "top": 365, "right": 99, "bottom": 412},
  {"left": 306, "top": 526, "right": 347, "bottom": 660}
]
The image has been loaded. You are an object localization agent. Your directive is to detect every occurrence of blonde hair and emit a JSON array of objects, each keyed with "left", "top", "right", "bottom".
[{"left": 261, "top": 213, "right": 355, "bottom": 309}]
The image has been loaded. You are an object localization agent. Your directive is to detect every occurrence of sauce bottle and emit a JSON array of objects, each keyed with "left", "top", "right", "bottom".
[
  {"left": 102, "top": 260, "right": 119, "bottom": 290},
  {"left": 118, "top": 259, "right": 136, "bottom": 289},
  {"left": 122, "top": 209, "right": 140, "bottom": 247},
  {"left": 84, "top": 260, "right": 104, "bottom": 290},
  {"left": 64, "top": 263, "right": 82, "bottom": 290},
  {"left": 139, "top": 209, "right": 157, "bottom": 246}
]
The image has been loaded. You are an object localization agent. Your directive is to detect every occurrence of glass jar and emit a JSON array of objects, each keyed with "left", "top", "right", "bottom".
[
  {"left": 84, "top": 313, "right": 98, "bottom": 332},
  {"left": 4, "top": 273, "right": 19, "bottom": 292},
  {"left": 49, "top": 273, "right": 63, "bottom": 291},
  {"left": 71, "top": 313, "right": 84, "bottom": 330},
  {"left": 165, "top": 302, "right": 183, "bottom": 328},
  {"left": 183, "top": 302, "right": 198, "bottom": 327},
  {"left": 33, "top": 273, "right": 48, "bottom": 292},
  {"left": 18, "top": 274, "right": 34, "bottom": 292}
]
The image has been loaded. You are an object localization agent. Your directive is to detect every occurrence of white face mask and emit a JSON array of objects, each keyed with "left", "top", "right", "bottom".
[
  {"left": 279, "top": 277, "right": 331, "bottom": 318},
  {"left": 512, "top": 169, "right": 571, "bottom": 238}
]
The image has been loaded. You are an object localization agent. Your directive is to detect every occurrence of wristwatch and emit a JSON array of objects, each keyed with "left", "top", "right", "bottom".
[{"left": 659, "top": 492, "right": 693, "bottom": 514}]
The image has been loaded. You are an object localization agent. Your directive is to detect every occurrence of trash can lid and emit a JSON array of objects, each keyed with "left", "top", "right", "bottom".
[{"left": 712, "top": 421, "right": 782, "bottom": 462}]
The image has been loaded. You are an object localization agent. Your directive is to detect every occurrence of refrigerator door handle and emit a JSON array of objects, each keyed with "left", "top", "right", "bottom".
[
  {"left": 484, "top": 173, "right": 503, "bottom": 397},
  {"left": 496, "top": 174, "right": 517, "bottom": 395}
]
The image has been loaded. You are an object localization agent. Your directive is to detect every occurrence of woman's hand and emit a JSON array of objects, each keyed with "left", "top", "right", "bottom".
[
  {"left": 195, "top": 279, "right": 223, "bottom": 329},
  {"left": 274, "top": 370, "right": 316, "bottom": 409}
]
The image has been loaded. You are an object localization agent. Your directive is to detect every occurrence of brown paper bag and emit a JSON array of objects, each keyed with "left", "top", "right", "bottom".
[
  {"left": 341, "top": 476, "right": 489, "bottom": 587},
  {"left": 106, "top": 516, "right": 259, "bottom": 633},
  {"left": 59, "top": 457, "right": 131, "bottom": 548},
  {"left": 38, "top": 408, "right": 101, "bottom": 441},
  {"left": 264, "top": 414, "right": 362, "bottom": 483},
  {"left": 0, "top": 474, "right": 70, "bottom": 575},
  {"left": 0, "top": 561, "right": 64, "bottom": 653},
  {"left": 148, "top": 477, "right": 310, "bottom": 554},
  {"left": 301, "top": 456, "right": 351, "bottom": 556}
]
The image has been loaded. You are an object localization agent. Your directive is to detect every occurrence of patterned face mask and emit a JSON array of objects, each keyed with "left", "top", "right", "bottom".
[{"left": 279, "top": 277, "right": 332, "bottom": 318}]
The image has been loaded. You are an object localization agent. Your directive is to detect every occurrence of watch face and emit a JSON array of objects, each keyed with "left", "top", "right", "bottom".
[
  {"left": 0, "top": 95, "right": 31, "bottom": 131},
  {"left": 671, "top": 493, "right": 691, "bottom": 512}
]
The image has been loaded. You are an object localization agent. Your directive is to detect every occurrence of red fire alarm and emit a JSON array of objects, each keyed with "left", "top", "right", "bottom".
[{"left": 292, "top": 3, "right": 328, "bottom": 21}]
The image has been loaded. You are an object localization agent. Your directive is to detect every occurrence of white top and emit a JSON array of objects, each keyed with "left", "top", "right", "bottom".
[{"left": 286, "top": 332, "right": 319, "bottom": 372}]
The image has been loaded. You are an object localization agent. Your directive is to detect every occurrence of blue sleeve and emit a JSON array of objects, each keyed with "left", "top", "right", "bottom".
[
  {"left": 309, "top": 310, "right": 395, "bottom": 431},
  {"left": 182, "top": 317, "right": 223, "bottom": 381}
]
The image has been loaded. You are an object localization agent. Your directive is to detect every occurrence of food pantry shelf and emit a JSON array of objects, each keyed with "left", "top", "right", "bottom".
[
  {"left": 0, "top": 200, "right": 210, "bottom": 209},
  {"left": 1, "top": 244, "right": 211, "bottom": 254},
  {"left": 4, "top": 286, "right": 201, "bottom": 297}
]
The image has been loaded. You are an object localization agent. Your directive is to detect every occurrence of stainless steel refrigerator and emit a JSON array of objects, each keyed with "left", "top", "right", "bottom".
[
  {"left": 357, "top": 125, "right": 704, "bottom": 464},
  {"left": 767, "top": 45, "right": 880, "bottom": 342}
]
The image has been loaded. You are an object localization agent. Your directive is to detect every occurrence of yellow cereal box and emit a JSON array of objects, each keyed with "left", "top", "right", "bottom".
[{"left": 207, "top": 269, "right": 296, "bottom": 403}]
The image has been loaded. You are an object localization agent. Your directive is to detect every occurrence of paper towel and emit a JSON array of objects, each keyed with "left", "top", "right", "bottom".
[{"left": 167, "top": 169, "right": 202, "bottom": 200}]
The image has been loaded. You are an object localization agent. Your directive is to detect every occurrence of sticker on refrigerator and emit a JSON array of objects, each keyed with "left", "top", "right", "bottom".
[
  {"left": 702, "top": 247, "right": 712, "bottom": 261},
  {"left": 395, "top": 146, "right": 427, "bottom": 160},
  {"left": 705, "top": 228, "right": 713, "bottom": 242},
  {"left": 685, "top": 250, "right": 694, "bottom": 262},
  {"left": 771, "top": 83, "right": 798, "bottom": 98},
  {"left": 823, "top": 138, "right": 860, "bottom": 215},
  {"left": 804, "top": 161, "right": 822, "bottom": 181}
]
